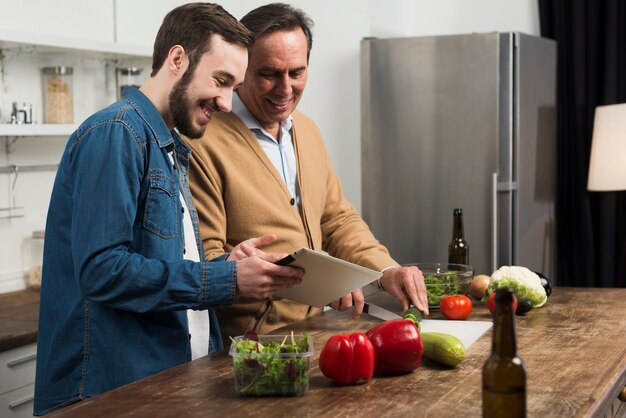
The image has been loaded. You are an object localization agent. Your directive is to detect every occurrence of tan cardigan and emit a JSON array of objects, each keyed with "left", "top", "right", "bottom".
[{"left": 186, "top": 110, "right": 398, "bottom": 340}]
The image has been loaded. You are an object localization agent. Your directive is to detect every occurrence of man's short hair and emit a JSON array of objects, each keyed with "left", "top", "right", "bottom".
[
  {"left": 240, "top": 3, "right": 314, "bottom": 61},
  {"left": 151, "top": 2, "right": 253, "bottom": 77}
]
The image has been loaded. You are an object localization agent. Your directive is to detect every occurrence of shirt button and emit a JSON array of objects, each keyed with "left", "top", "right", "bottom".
[{"left": 290, "top": 198, "right": 295, "bottom": 205}]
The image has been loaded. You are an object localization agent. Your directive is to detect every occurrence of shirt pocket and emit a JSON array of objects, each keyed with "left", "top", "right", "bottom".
[{"left": 143, "top": 171, "right": 179, "bottom": 238}]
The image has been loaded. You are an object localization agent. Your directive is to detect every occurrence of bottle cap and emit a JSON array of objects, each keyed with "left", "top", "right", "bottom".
[{"left": 495, "top": 287, "right": 515, "bottom": 303}]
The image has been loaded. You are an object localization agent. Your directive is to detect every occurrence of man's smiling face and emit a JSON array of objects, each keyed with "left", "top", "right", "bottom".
[
  {"left": 169, "top": 34, "right": 248, "bottom": 139},
  {"left": 237, "top": 28, "right": 308, "bottom": 137}
]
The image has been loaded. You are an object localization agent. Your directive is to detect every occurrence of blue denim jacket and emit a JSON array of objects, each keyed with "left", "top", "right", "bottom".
[{"left": 34, "top": 87, "right": 236, "bottom": 415}]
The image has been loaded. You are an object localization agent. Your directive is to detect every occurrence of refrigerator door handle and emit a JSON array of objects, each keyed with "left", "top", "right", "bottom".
[{"left": 491, "top": 172, "right": 498, "bottom": 273}]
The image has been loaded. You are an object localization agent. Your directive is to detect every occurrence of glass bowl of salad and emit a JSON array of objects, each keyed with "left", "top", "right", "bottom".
[
  {"left": 229, "top": 332, "right": 313, "bottom": 396},
  {"left": 405, "top": 263, "right": 474, "bottom": 310}
]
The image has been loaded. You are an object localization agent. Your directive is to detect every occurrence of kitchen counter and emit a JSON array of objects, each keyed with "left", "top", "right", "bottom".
[
  {"left": 45, "top": 287, "right": 626, "bottom": 417},
  {"left": 0, "top": 288, "right": 39, "bottom": 352}
]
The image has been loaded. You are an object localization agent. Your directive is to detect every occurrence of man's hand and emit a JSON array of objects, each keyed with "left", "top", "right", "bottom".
[
  {"left": 328, "top": 288, "right": 365, "bottom": 320},
  {"left": 226, "top": 234, "right": 303, "bottom": 299},
  {"left": 227, "top": 234, "right": 282, "bottom": 262},
  {"left": 235, "top": 256, "right": 303, "bottom": 300},
  {"left": 380, "top": 266, "right": 430, "bottom": 315}
]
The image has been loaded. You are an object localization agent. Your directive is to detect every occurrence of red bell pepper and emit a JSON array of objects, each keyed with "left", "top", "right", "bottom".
[
  {"left": 366, "top": 319, "right": 423, "bottom": 375},
  {"left": 319, "top": 332, "right": 375, "bottom": 385}
]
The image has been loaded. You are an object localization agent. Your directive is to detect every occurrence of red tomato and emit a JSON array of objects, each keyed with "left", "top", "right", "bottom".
[
  {"left": 488, "top": 291, "right": 518, "bottom": 314},
  {"left": 439, "top": 295, "right": 473, "bottom": 320}
]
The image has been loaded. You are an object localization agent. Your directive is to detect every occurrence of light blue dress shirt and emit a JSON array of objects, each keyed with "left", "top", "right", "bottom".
[{"left": 232, "top": 93, "right": 300, "bottom": 208}]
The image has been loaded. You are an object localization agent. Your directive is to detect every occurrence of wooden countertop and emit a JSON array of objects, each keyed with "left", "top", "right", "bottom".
[
  {"left": 46, "top": 287, "right": 626, "bottom": 417},
  {"left": 0, "top": 288, "right": 39, "bottom": 352}
]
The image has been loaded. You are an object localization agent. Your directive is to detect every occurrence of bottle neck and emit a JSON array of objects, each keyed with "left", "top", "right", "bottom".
[
  {"left": 452, "top": 211, "right": 464, "bottom": 240},
  {"left": 492, "top": 290, "right": 518, "bottom": 357}
]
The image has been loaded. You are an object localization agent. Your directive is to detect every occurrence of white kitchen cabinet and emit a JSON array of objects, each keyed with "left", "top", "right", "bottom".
[
  {"left": 0, "top": 383, "right": 35, "bottom": 418},
  {"left": 0, "top": 28, "right": 151, "bottom": 136},
  {"left": 0, "top": 28, "right": 150, "bottom": 58},
  {"left": 0, "top": 343, "right": 37, "bottom": 418}
]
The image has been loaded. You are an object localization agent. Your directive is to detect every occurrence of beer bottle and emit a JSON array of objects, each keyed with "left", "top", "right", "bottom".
[
  {"left": 482, "top": 288, "right": 527, "bottom": 418},
  {"left": 448, "top": 208, "right": 469, "bottom": 265}
]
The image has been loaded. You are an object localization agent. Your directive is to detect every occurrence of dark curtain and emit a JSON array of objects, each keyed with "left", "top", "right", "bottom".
[{"left": 538, "top": 0, "right": 626, "bottom": 287}]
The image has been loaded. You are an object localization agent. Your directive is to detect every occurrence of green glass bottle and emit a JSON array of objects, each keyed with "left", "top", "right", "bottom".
[
  {"left": 482, "top": 288, "right": 527, "bottom": 417},
  {"left": 448, "top": 208, "right": 469, "bottom": 265}
]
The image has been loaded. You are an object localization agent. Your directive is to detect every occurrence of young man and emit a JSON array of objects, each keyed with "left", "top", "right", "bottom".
[
  {"left": 34, "top": 3, "right": 302, "bottom": 415},
  {"left": 185, "top": 3, "right": 429, "bottom": 342}
]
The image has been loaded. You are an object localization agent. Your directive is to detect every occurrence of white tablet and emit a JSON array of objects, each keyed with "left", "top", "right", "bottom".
[{"left": 274, "top": 248, "right": 382, "bottom": 307}]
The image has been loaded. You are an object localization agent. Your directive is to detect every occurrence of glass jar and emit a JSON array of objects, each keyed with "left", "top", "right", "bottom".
[
  {"left": 42, "top": 66, "right": 74, "bottom": 124},
  {"left": 116, "top": 67, "right": 143, "bottom": 98}
]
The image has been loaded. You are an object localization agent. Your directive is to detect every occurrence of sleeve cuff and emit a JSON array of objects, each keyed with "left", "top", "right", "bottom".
[
  {"left": 200, "top": 260, "right": 237, "bottom": 307},
  {"left": 378, "top": 266, "right": 399, "bottom": 289}
]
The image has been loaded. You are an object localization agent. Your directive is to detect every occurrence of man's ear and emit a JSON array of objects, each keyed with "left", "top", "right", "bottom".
[{"left": 167, "top": 45, "right": 187, "bottom": 74}]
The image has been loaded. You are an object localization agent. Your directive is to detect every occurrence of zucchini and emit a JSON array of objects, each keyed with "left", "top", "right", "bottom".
[
  {"left": 421, "top": 332, "right": 466, "bottom": 367},
  {"left": 402, "top": 306, "right": 424, "bottom": 324},
  {"left": 402, "top": 307, "right": 424, "bottom": 332}
]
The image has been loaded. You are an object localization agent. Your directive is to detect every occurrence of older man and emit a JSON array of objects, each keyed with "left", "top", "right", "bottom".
[{"left": 186, "top": 3, "right": 429, "bottom": 341}]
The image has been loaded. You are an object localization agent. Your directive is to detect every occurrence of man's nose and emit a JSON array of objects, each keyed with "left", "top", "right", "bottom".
[
  {"left": 215, "top": 89, "right": 234, "bottom": 113},
  {"left": 275, "top": 74, "right": 292, "bottom": 96}
]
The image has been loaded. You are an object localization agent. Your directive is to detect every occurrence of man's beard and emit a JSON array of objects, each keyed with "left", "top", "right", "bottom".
[{"left": 169, "top": 70, "right": 205, "bottom": 139}]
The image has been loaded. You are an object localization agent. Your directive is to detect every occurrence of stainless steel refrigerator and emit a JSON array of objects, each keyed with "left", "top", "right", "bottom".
[{"left": 361, "top": 32, "right": 557, "bottom": 278}]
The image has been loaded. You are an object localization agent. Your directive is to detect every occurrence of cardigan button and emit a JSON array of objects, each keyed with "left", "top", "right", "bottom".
[{"left": 290, "top": 198, "right": 295, "bottom": 206}]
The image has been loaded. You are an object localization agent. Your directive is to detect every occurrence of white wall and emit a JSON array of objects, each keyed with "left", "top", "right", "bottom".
[
  {"left": 0, "top": 0, "right": 538, "bottom": 292},
  {"left": 370, "top": 0, "right": 540, "bottom": 38},
  {"left": 0, "top": 0, "right": 115, "bottom": 41}
]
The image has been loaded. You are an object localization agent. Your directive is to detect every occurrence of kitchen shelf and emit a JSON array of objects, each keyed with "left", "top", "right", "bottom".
[
  {"left": 0, "top": 28, "right": 151, "bottom": 59},
  {"left": 0, "top": 164, "right": 59, "bottom": 174},
  {"left": 0, "top": 124, "right": 76, "bottom": 137}
]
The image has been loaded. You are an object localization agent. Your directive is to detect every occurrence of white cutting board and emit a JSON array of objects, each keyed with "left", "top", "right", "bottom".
[{"left": 420, "top": 319, "right": 492, "bottom": 348}]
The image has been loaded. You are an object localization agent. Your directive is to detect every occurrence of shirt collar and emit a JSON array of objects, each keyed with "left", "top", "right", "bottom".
[
  {"left": 122, "top": 86, "right": 176, "bottom": 150},
  {"left": 232, "top": 92, "right": 293, "bottom": 142}
]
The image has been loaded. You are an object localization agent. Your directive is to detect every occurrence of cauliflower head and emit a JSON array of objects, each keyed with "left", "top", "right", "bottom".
[{"left": 489, "top": 266, "right": 548, "bottom": 308}]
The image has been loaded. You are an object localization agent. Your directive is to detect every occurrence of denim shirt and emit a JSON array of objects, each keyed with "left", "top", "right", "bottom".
[{"left": 34, "top": 87, "right": 236, "bottom": 415}]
